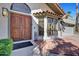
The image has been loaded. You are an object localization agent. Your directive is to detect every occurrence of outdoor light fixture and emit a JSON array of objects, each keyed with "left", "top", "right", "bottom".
[{"left": 2, "top": 8, "right": 9, "bottom": 16}]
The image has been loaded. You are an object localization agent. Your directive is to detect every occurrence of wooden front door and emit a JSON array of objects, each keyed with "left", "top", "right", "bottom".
[{"left": 10, "top": 12, "right": 32, "bottom": 41}]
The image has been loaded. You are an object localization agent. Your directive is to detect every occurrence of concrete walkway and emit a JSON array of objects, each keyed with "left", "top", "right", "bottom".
[{"left": 63, "top": 34, "right": 79, "bottom": 48}]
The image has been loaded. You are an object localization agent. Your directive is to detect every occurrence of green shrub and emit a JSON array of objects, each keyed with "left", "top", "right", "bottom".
[{"left": 0, "top": 39, "right": 13, "bottom": 56}]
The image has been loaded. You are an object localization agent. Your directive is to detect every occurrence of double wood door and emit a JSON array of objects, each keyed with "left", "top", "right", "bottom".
[{"left": 10, "top": 12, "right": 32, "bottom": 41}]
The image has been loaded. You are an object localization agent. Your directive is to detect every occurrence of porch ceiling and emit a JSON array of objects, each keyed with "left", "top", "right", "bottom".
[
  {"left": 46, "top": 3, "right": 65, "bottom": 15},
  {"left": 33, "top": 10, "right": 62, "bottom": 19}
]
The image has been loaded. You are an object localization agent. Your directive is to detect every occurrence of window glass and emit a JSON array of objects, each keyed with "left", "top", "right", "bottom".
[{"left": 11, "top": 3, "right": 31, "bottom": 14}]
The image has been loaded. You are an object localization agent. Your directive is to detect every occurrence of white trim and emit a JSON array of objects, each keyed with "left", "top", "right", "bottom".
[
  {"left": 13, "top": 39, "right": 33, "bottom": 44},
  {"left": 9, "top": 10, "right": 31, "bottom": 16}
]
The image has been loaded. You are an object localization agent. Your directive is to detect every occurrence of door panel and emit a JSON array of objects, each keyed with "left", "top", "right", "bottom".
[{"left": 10, "top": 12, "right": 32, "bottom": 41}]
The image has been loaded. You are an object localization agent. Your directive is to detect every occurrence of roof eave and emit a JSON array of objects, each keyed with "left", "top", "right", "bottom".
[{"left": 46, "top": 3, "right": 65, "bottom": 15}]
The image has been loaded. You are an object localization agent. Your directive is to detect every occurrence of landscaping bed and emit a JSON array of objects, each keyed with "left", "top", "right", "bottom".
[
  {"left": 34, "top": 37, "right": 79, "bottom": 56},
  {"left": 50, "top": 38, "right": 79, "bottom": 56}
]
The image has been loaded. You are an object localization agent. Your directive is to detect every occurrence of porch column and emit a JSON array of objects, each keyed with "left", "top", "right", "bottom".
[{"left": 44, "top": 17, "right": 48, "bottom": 40}]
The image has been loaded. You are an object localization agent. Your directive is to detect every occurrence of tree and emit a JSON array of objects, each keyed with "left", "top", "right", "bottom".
[
  {"left": 75, "top": 3, "right": 78, "bottom": 32},
  {"left": 57, "top": 11, "right": 71, "bottom": 37},
  {"left": 62, "top": 11, "right": 71, "bottom": 19}
]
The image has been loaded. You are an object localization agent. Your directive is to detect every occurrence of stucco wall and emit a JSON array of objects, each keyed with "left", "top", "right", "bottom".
[
  {"left": 0, "top": 3, "right": 53, "bottom": 40},
  {"left": 58, "top": 27, "right": 75, "bottom": 38},
  {"left": 62, "top": 27, "right": 74, "bottom": 35},
  {"left": 0, "top": 3, "right": 11, "bottom": 39},
  {"left": 27, "top": 3, "right": 54, "bottom": 13}
]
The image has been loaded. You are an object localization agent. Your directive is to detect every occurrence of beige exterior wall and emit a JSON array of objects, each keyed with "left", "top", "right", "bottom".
[
  {"left": 0, "top": 3, "right": 53, "bottom": 40},
  {"left": 0, "top": 3, "right": 11, "bottom": 39},
  {"left": 27, "top": 3, "right": 54, "bottom": 13}
]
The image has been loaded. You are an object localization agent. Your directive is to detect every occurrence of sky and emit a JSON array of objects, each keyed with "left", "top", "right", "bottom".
[{"left": 59, "top": 3, "right": 77, "bottom": 17}]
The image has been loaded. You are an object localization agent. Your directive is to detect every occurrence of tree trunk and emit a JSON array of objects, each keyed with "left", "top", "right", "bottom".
[{"left": 75, "top": 3, "right": 78, "bottom": 32}]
